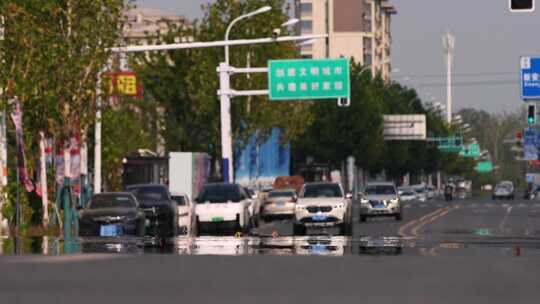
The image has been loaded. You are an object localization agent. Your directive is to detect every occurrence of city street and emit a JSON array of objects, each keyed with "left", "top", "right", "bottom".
[{"left": 1, "top": 196, "right": 540, "bottom": 303}]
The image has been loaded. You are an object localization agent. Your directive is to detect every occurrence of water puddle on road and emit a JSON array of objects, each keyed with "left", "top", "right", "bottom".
[{"left": 2, "top": 234, "right": 540, "bottom": 257}]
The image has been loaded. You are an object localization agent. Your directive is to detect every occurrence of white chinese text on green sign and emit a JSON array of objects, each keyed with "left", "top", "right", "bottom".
[{"left": 268, "top": 58, "right": 350, "bottom": 100}]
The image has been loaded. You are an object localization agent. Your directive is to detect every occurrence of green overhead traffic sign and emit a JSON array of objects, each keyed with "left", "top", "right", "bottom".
[
  {"left": 460, "top": 144, "right": 480, "bottom": 158},
  {"left": 438, "top": 136, "right": 463, "bottom": 153},
  {"left": 268, "top": 58, "right": 350, "bottom": 101},
  {"left": 475, "top": 161, "right": 493, "bottom": 173}
]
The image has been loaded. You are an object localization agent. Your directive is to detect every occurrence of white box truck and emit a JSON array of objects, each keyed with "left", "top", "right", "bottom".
[{"left": 168, "top": 152, "right": 211, "bottom": 201}]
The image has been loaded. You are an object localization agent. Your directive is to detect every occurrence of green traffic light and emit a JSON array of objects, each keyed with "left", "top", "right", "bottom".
[{"left": 529, "top": 117, "right": 535, "bottom": 125}]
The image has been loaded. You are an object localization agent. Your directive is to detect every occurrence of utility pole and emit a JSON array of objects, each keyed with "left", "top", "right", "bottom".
[
  {"left": 0, "top": 14, "right": 6, "bottom": 235},
  {"left": 443, "top": 31, "right": 455, "bottom": 124}
]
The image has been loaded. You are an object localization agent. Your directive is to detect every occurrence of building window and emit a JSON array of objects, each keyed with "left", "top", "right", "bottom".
[
  {"left": 301, "top": 3, "right": 313, "bottom": 16},
  {"left": 301, "top": 20, "right": 313, "bottom": 34}
]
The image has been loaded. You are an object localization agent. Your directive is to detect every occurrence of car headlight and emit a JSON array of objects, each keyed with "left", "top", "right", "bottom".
[
  {"left": 360, "top": 199, "right": 369, "bottom": 204},
  {"left": 335, "top": 203, "right": 345, "bottom": 209},
  {"left": 390, "top": 198, "right": 399, "bottom": 204}
]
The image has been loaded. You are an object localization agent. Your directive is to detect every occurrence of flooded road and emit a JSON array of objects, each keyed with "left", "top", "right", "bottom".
[{"left": 2, "top": 197, "right": 540, "bottom": 257}]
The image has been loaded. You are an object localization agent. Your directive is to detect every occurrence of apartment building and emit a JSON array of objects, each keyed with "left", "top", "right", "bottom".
[{"left": 295, "top": 0, "right": 396, "bottom": 80}]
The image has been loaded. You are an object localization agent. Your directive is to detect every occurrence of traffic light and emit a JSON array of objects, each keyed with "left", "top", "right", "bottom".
[
  {"left": 509, "top": 0, "right": 535, "bottom": 12},
  {"left": 528, "top": 104, "right": 536, "bottom": 125}
]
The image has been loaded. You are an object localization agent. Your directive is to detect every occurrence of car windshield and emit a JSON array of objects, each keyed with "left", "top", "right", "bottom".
[
  {"left": 88, "top": 194, "right": 136, "bottom": 209},
  {"left": 497, "top": 184, "right": 511, "bottom": 190},
  {"left": 414, "top": 188, "right": 425, "bottom": 193},
  {"left": 198, "top": 185, "right": 243, "bottom": 203},
  {"left": 365, "top": 185, "right": 396, "bottom": 195},
  {"left": 302, "top": 184, "right": 342, "bottom": 198},
  {"left": 268, "top": 191, "right": 295, "bottom": 198},
  {"left": 172, "top": 195, "right": 187, "bottom": 206},
  {"left": 129, "top": 186, "right": 169, "bottom": 201}
]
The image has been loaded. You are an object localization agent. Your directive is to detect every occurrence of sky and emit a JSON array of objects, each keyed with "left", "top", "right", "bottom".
[{"left": 134, "top": 0, "right": 540, "bottom": 113}]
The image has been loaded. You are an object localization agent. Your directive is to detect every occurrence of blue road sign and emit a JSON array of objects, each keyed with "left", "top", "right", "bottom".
[
  {"left": 521, "top": 57, "right": 540, "bottom": 100},
  {"left": 524, "top": 127, "right": 538, "bottom": 160}
]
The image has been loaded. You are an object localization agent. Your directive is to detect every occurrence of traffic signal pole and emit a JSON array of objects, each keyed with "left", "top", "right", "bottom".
[{"left": 110, "top": 34, "right": 326, "bottom": 183}]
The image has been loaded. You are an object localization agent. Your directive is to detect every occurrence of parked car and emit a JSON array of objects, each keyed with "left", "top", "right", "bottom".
[
  {"left": 171, "top": 192, "right": 195, "bottom": 235},
  {"left": 79, "top": 193, "right": 146, "bottom": 237},
  {"left": 360, "top": 182, "right": 402, "bottom": 222},
  {"left": 260, "top": 188, "right": 297, "bottom": 221},
  {"left": 195, "top": 183, "right": 253, "bottom": 235},
  {"left": 492, "top": 181, "right": 515, "bottom": 200},
  {"left": 294, "top": 182, "right": 353, "bottom": 236},
  {"left": 126, "top": 184, "right": 178, "bottom": 237}
]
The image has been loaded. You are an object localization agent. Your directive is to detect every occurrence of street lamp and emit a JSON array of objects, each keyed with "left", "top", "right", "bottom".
[
  {"left": 225, "top": 6, "right": 272, "bottom": 65},
  {"left": 221, "top": 6, "right": 271, "bottom": 183},
  {"left": 359, "top": 58, "right": 390, "bottom": 76}
]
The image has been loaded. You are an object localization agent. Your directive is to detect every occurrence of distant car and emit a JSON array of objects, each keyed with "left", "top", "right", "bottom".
[
  {"left": 171, "top": 193, "right": 195, "bottom": 235},
  {"left": 398, "top": 187, "right": 417, "bottom": 202},
  {"left": 492, "top": 181, "right": 515, "bottom": 200},
  {"left": 126, "top": 184, "right": 178, "bottom": 237},
  {"left": 79, "top": 193, "right": 146, "bottom": 237},
  {"left": 195, "top": 183, "right": 253, "bottom": 235},
  {"left": 426, "top": 186, "right": 436, "bottom": 200},
  {"left": 260, "top": 188, "right": 297, "bottom": 221},
  {"left": 360, "top": 182, "right": 402, "bottom": 222},
  {"left": 412, "top": 185, "right": 427, "bottom": 202},
  {"left": 294, "top": 182, "right": 353, "bottom": 236}
]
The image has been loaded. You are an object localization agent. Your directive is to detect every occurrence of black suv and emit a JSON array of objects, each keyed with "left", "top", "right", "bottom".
[{"left": 126, "top": 184, "right": 178, "bottom": 237}]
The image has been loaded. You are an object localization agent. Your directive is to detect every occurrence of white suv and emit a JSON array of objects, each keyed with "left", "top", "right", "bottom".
[
  {"left": 360, "top": 182, "right": 402, "bottom": 222},
  {"left": 293, "top": 182, "right": 353, "bottom": 235},
  {"left": 194, "top": 183, "right": 253, "bottom": 235}
]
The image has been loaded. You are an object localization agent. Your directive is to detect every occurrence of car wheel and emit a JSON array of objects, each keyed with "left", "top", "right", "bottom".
[
  {"left": 339, "top": 221, "right": 353, "bottom": 236},
  {"left": 136, "top": 218, "right": 146, "bottom": 237},
  {"left": 395, "top": 213, "right": 403, "bottom": 221},
  {"left": 360, "top": 214, "right": 367, "bottom": 223},
  {"left": 492, "top": 196, "right": 496, "bottom": 200},
  {"left": 293, "top": 223, "right": 306, "bottom": 235}
]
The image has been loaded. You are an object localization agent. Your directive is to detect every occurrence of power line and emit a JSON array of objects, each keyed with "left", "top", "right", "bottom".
[{"left": 413, "top": 79, "right": 518, "bottom": 88}]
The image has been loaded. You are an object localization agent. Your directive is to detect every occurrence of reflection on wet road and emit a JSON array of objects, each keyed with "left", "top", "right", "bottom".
[{"left": 2, "top": 197, "right": 540, "bottom": 257}]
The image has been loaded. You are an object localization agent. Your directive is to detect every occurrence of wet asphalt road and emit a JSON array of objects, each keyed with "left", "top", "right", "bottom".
[{"left": 2, "top": 196, "right": 540, "bottom": 303}]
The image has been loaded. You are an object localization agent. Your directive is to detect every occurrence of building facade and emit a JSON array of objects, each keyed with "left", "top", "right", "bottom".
[{"left": 296, "top": 0, "right": 396, "bottom": 80}]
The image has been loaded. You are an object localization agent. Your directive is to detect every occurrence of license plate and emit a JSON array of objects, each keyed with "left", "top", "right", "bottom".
[
  {"left": 100, "top": 225, "right": 119, "bottom": 237},
  {"left": 374, "top": 204, "right": 386, "bottom": 209},
  {"left": 212, "top": 216, "right": 225, "bottom": 222},
  {"left": 276, "top": 202, "right": 285, "bottom": 207},
  {"left": 312, "top": 214, "right": 328, "bottom": 221}
]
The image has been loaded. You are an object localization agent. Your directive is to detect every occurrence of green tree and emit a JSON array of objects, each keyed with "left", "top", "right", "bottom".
[
  {"left": 0, "top": 0, "right": 131, "bottom": 230},
  {"left": 133, "top": 0, "right": 314, "bottom": 169}
]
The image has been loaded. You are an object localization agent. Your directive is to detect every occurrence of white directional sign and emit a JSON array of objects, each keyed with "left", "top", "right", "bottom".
[{"left": 383, "top": 115, "right": 427, "bottom": 141}]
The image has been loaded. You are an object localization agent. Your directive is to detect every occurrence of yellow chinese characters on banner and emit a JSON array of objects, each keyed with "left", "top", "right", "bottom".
[{"left": 104, "top": 72, "right": 142, "bottom": 98}]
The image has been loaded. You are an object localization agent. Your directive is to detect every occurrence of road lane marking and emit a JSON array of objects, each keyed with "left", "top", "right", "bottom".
[
  {"left": 399, "top": 206, "right": 457, "bottom": 239},
  {"left": 534, "top": 203, "right": 540, "bottom": 207},
  {"left": 498, "top": 206, "right": 513, "bottom": 233},
  {"left": 420, "top": 204, "right": 427, "bottom": 208},
  {"left": 518, "top": 204, "right": 526, "bottom": 208},
  {"left": 502, "top": 204, "right": 510, "bottom": 208},
  {"left": 410, "top": 206, "right": 456, "bottom": 237},
  {"left": 486, "top": 204, "right": 494, "bottom": 208},
  {"left": 471, "top": 203, "right": 478, "bottom": 208},
  {"left": 404, "top": 205, "right": 411, "bottom": 209},
  {"left": 437, "top": 204, "right": 443, "bottom": 208}
]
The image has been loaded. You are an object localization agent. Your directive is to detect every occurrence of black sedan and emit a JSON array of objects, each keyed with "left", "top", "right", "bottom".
[
  {"left": 79, "top": 193, "right": 146, "bottom": 237},
  {"left": 126, "top": 184, "right": 178, "bottom": 237}
]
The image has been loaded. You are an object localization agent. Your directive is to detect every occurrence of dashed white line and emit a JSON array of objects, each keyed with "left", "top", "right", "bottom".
[
  {"left": 518, "top": 204, "right": 527, "bottom": 208},
  {"left": 486, "top": 204, "right": 494, "bottom": 208}
]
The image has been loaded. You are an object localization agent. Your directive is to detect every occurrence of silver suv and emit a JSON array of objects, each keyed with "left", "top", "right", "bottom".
[{"left": 360, "top": 182, "right": 402, "bottom": 222}]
